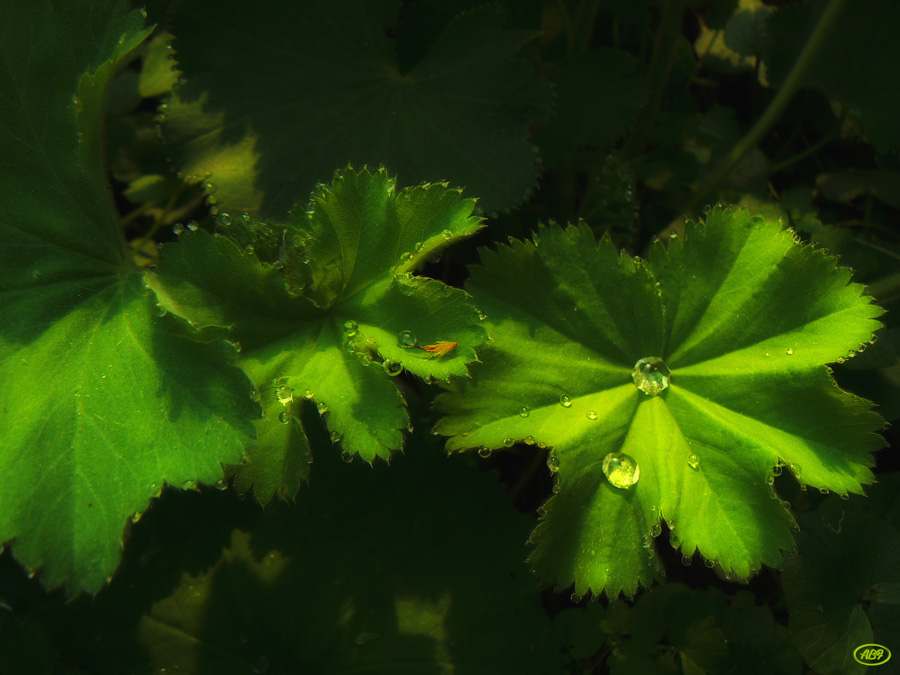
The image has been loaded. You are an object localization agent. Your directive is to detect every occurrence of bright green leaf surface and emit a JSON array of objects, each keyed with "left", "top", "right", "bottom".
[
  {"left": 154, "top": 167, "right": 488, "bottom": 500},
  {"left": 163, "top": 0, "right": 551, "bottom": 217},
  {"left": 43, "top": 443, "right": 565, "bottom": 674},
  {"left": 0, "top": 2, "right": 257, "bottom": 595},
  {"left": 436, "top": 207, "right": 884, "bottom": 598}
]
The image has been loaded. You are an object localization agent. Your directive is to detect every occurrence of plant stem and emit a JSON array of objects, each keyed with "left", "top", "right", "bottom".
[
  {"left": 572, "top": 0, "right": 601, "bottom": 54},
  {"left": 682, "top": 0, "right": 850, "bottom": 215},
  {"left": 623, "top": 0, "right": 688, "bottom": 159},
  {"left": 867, "top": 271, "right": 900, "bottom": 303},
  {"left": 771, "top": 114, "right": 842, "bottom": 172}
]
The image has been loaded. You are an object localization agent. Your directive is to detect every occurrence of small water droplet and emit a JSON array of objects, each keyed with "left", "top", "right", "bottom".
[
  {"left": 503, "top": 437, "right": 514, "bottom": 447},
  {"left": 586, "top": 410, "right": 597, "bottom": 420},
  {"left": 230, "top": 340, "right": 242, "bottom": 354},
  {"left": 155, "top": 305, "right": 167, "bottom": 317},
  {"left": 773, "top": 463, "right": 783, "bottom": 476},
  {"left": 477, "top": 310, "right": 487, "bottom": 321},
  {"left": 641, "top": 535, "right": 653, "bottom": 549},
  {"left": 547, "top": 454, "right": 561, "bottom": 472},
  {"left": 382, "top": 360, "right": 402, "bottom": 376},
  {"left": 278, "top": 410, "right": 291, "bottom": 424},
  {"left": 681, "top": 555, "right": 692, "bottom": 566},
  {"left": 786, "top": 347, "right": 794, "bottom": 355},
  {"left": 186, "top": 221, "right": 199, "bottom": 232},
  {"left": 669, "top": 231, "right": 678, "bottom": 239},
  {"left": 398, "top": 330, "right": 417, "bottom": 348},
  {"left": 172, "top": 223, "right": 184, "bottom": 236},
  {"left": 303, "top": 388, "right": 314, "bottom": 399},
  {"left": 477, "top": 447, "right": 492, "bottom": 458},
  {"left": 818, "top": 486, "right": 830, "bottom": 495},
  {"left": 519, "top": 406, "right": 529, "bottom": 418},
  {"left": 441, "top": 229, "right": 452, "bottom": 240},
  {"left": 570, "top": 593, "right": 583, "bottom": 603},
  {"left": 343, "top": 319, "right": 358, "bottom": 337},
  {"left": 601, "top": 452, "right": 640, "bottom": 489},
  {"left": 559, "top": 394, "right": 572, "bottom": 408},
  {"left": 341, "top": 451, "right": 353, "bottom": 463},
  {"left": 131, "top": 510, "right": 144, "bottom": 524},
  {"left": 316, "top": 401, "right": 328, "bottom": 414},
  {"left": 330, "top": 431, "right": 342, "bottom": 443},
  {"left": 687, "top": 454, "right": 700, "bottom": 470},
  {"left": 215, "top": 478, "right": 228, "bottom": 491},
  {"left": 792, "top": 463, "right": 803, "bottom": 479},
  {"left": 839, "top": 492, "right": 849, "bottom": 501},
  {"left": 766, "top": 475, "right": 775, "bottom": 486},
  {"left": 704, "top": 558, "right": 716, "bottom": 569},
  {"left": 523, "top": 435, "right": 535, "bottom": 445},
  {"left": 219, "top": 213, "right": 232, "bottom": 226},
  {"left": 631, "top": 357, "right": 671, "bottom": 396}
]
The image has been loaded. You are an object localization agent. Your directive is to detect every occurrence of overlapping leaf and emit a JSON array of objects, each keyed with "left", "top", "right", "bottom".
[
  {"left": 0, "top": 2, "right": 257, "bottom": 595},
  {"left": 435, "top": 207, "right": 884, "bottom": 598},
  {"left": 162, "top": 0, "right": 551, "bottom": 217},
  {"left": 153, "top": 167, "right": 488, "bottom": 502},
  {"left": 31, "top": 440, "right": 565, "bottom": 674}
]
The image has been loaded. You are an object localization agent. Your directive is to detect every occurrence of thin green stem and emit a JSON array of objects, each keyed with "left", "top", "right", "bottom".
[
  {"left": 572, "top": 0, "right": 601, "bottom": 53},
  {"left": 868, "top": 271, "right": 900, "bottom": 302},
  {"left": 682, "top": 0, "right": 850, "bottom": 215},
  {"left": 771, "top": 113, "right": 842, "bottom": 172},
  {"left": 554, "top": 0, "right": 574, "bottom": 55}
]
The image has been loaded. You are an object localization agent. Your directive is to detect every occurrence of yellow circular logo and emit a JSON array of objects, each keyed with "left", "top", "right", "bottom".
[{"left": 853, "top": 644, "right": 892, "bottom": 666}]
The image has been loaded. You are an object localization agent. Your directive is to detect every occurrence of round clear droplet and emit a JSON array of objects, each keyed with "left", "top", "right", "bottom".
[
  {"left": 276, "top": 385, "right": 293, "bottom": 406},
  {"left": 547, "top": 454, "right": 561, "bottom": 472},
  {"left": 601, "top": 452, "right": 640, "bottom": 489},
  {"left": 398, "top": 330, "right": 417, "bottom": 348},
  {"left": 687, "top": 453, "right": 700, "bottom": 470},
  {"left": 503, "top": 437, "right": 514, "bottom": 447},
  {"left": 278, "top": 410, "right": 291, "bottom": 424},
  {"left": 519, "top": 406, "right": 529, "bottom": 418},
  {"left": 559, "top": 394, "right": 572, "bottom": 408},
  {"left": 786, "top": 347, "right": 794, "bottom": 355},
  {"left": 477, "top": 447, "right": 491, "bottom": 458},
  {"left": 586, "top": 410, "right": 597, "bottom": 420},
  {"left": 631, "top": 357, "right": 671, "bottom": 396},
  {"left": 382, "top": 360, "right": 402, "bottom": 376},
  {"left": 343, "top": 319, "right": 358, "bottom": 337},
  {"left": 340, "top": 451, "right": 353, "bottom": 463}
]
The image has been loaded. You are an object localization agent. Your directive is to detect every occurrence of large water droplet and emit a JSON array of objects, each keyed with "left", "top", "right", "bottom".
[
  {"left": 278, "top": 410, "right": 291, "bottom": 424},
  {"left": 601, "top": 452, "right": 640, "bottom": 489},
  {"left": 631, "top": 357, "right": 671, "bottom": 396},
  {"left": 398, "top": 330, "right": 417, "bottom": 348},
  {"left": 343, "top": 319, "right": 358, "bottom": 337},
  {"left": 547, "top": 454, "right": 561, "bottom": 472},
  {"left": 559, "top": 394, "right": 572, "bottom": 408}
]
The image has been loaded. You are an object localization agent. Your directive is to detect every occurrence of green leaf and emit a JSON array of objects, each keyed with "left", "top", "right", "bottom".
[
  {"left": 0, "top": 1, "right": 257, "bottom": 595},
  {"left": 163, "top": 0, "right": 552, "bottom": 217},
  {"left": 43, "top": 443, "right": 566, "bottom": 674},
  {"left": 154, "top": 167, "right": 488, "bottom": 501},
  {"left": 435, "top": 207, "right": 884, "bottom": 599},
  {"left": 783, "top": 480, "right": 900, "bottom": 675},
  {"left": 765, "top": 0, "right": 900, "bottom": 152}
]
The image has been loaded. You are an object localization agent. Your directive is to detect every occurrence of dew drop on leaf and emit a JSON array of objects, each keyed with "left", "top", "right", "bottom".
[
  {"left": 786, "top": 347, "right": 794, "bottom": 355},
  {"left": 477, "top": 447, "right": 492, "bottom": 458},
  {"left": 819, "top": 486, "right": 830, "bottom": 495},
  {"left": 773, "top": 463, "right": 783, "bottom": 476},
  {"left": 398, "top": 330, "right": 417, "bottom": 348},
  {"left": 631, "top": 357, "right": 671, "bottom": 396},
  {"left": 687, "top": 453, "right": 700, "bottom": 470},
  {"left": 570, "top": 593, "right": 583, "bottom": 603},
  {"left": 317, "top": 401, "right": 329, "bottom": 414},
  {"left": 219, "top": 212, "right": 232, "bottom": 226},
  {"left": 343, "top": 319, "right": 358, "bottom": 337},
  {"left": 586, "top": 410, "right": 598, "bottom": 420},
  {"left": 601, "top": 452, "right": 640, "bottom": 489},
  {"left": 303, "top": 389, "right": 315, "bottom": 400},
  {"left": 791, "top": 463, "right": 803, "bottom": 479},
  {"left": 186, "top": 220, "right": 199, "bottom": 232},
  {"left": 214, "top": 479, "right": 228, "bottom": 491},
  {"left": 559, "top": 394, "right": 572, "bottom": 408},
  {"left": 523, "top": 435, "right": 536, "bottom": 445},
  {"left": 382, "top": 360, "right": 402, "bottom": 376},
  {"left": 650, "top": 522, "right": 662, "bottom": 538},
  {"left": 330, "top": 431, "right": 342, "bottom": 443},
  {"left": 681, "top": 555, "right": 692, "bottom": 566},
  {"left": 547, "top": 454, "right": 561, "bottom": 472},
  {"left": 441, "top": 229, "right": 452, "bottom": 240},
  {"left": 519, "top": 406, "right": 529, "bottom": 418},
  {"left": 503, "top": 437, "right": 514, "bottom": 447},
  {"left": 278, "top": 411, "right": 291, "bottom": 424},
  {"left": 704, "top": 558, "right": 716, "bottom": 569},
  {"left": 340, "top": 451, "right": 353, "bottom": 463},
  {"left": 249, "top": 389, "right": 261, "bottom": 402}
]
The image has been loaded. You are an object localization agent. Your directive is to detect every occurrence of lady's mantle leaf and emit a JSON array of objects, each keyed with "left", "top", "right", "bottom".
[
  {"left": 0, "top": 2, "right": 256, "bottom": 595},
  {"left": 435, "top": 207, "right": 884, "bottom": 599},
  {"left": 164, "top": 0, "right": 551, "bottom": 217},
  {"left": 154, "top": 167, "right": 488, "bottom": 502}
]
